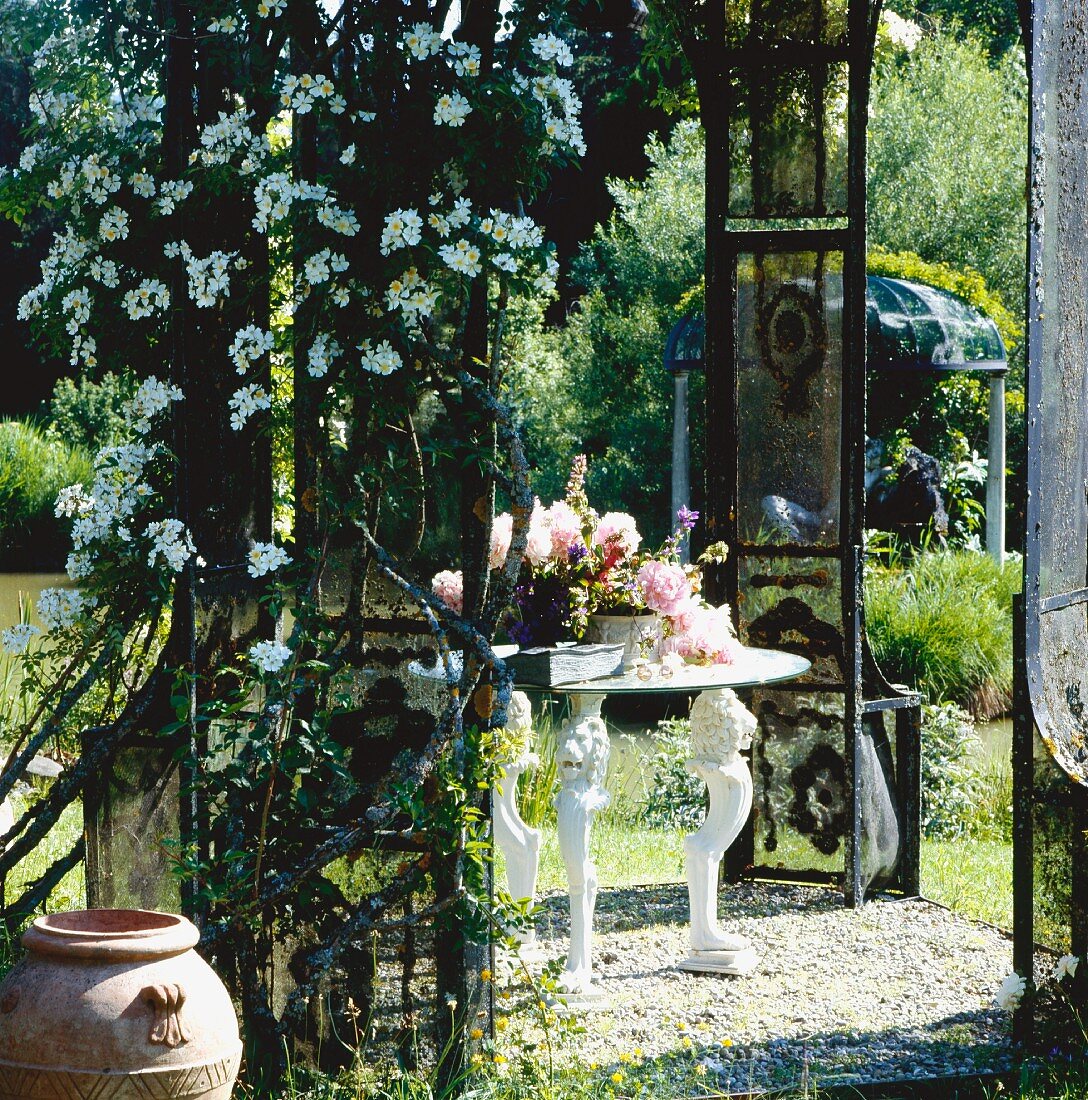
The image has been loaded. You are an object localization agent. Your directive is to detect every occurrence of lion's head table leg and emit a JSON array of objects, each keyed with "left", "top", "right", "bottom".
[
  {"left": 680, "top": 687, "right": 759, "bottom": 974},
  {"left": 553, "top": 693, "right": 611, "bottom": 1004},
  {"left": 492, "top": 690, "right": 543, "bottom": 959},
  {"left": 507, "top": 682, "right": 763, "bottom": 1007}
]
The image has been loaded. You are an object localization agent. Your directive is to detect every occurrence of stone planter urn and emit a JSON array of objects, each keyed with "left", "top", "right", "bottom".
[
  {"left": 0, "top": 909, "right": 241, "bottom": 1100},
  {"left": 584, "top": 612, "right": 661, "bottom": 670}
]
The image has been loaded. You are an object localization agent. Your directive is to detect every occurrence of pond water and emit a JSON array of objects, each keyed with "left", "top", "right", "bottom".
[
  {"left": 975, "top": 716, "right": 1012, "bottom": 763},
  {"left": 0, "top": 573, "right": 70, "bottom": 633}
]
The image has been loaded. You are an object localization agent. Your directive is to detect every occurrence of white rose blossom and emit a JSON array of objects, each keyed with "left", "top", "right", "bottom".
[
  {"left": 247, "top": 542, "right": 290, "bottom": 578},
  {"left": 401, "top": 22, "right": 443, "bottom": 61},
  {"left": 359, "top": 340, "right": 402, "bottom": 376},
  {"left": 2, "top": 623, "right": 41, "bottom": 655},
  {"left": 250, "top": 639, "right": 292, "bottom": 673},
  {"left": 995, "top": 972, "right": 1026, "bottom": 1012},
  {"left": 434, "top": 92, "right": 472, "bottom": 127},
  {"left": 37, "top": 587, "right": 87, "bottom": 631},
  {"left": 127, "top": 376, "right": 183, "bottom": 435},
  {"left": 145, "top": 518, "right": 197, "bottom": 572},
  {"left": 380, "top": 209, "right": 423, "bottom": 254},
  {"left": 229, "top": 383, "right": 272, "bottom": 430},
  {"left": 1054, "top": 954, "right": 1080, "bottom": 982}
]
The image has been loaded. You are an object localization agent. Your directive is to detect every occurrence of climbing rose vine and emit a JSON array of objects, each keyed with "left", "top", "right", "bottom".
[{"left": 0, "top": 0, "right": 596, "bottom": 1084}]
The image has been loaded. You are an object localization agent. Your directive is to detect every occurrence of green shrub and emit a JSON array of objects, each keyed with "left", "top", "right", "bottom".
[
  {"left": 639, "top": 717, "right": 706, "bottom": 831},
  {"left": 920, "top": 702, "right": 983, "bottom": 839},
  {"left": 866, "top": 548, "right": 1020, "bottom": 716},
  {"left": 42, "top": 371, "right": 135, "bottom": 452},
  {"left": 0, "top": 420, "right": 92, "bottom": 569}
]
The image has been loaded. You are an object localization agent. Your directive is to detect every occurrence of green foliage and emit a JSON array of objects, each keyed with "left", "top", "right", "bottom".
[
  {"left": 637, "top": 717, "right": 705, "bottom": 832},
  {"left": 919, "top": 702, "right": 983, "bottom": 839},
  {"left": 513, "top": 709, "right": 559, "bottom": 831},
  {"left": 42, "top": 371, "right": 136, "bottom": 452},
  {"left": 0, "top": 419, "right": 91, "bottom": 568},
  {"left": 866, "top": 547, "right": 1020, "bottom": 716},
  {"left": 868, "top": 30, "right": 1028, "bottom": 316},
  {"left": 506, "top": 121, "right": 705, "bottom": 542},
  {"left": 887, "top": 0, "right": 1023, "bottom": 57},
  {"left": 511, "top": 27, "right": 1028, "bottom": 543}
]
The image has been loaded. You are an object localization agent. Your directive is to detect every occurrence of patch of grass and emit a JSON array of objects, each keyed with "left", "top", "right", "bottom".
[
  {"left": 920, "top": 836, "right": 1011, "bottom": 928},
  {"left": 867, "top": 549, "right": 1020, "bottom": 718},
  {"left": 529, "top": 820, "right": 686, "bottom": 894}
]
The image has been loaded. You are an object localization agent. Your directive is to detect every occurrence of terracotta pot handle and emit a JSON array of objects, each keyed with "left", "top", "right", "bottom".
[{"left": 140, "top": 983, "right": 192, "bottom": 1047}]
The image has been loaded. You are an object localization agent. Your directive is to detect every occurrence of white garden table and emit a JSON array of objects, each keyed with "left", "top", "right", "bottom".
[{"left": 498, "top": 648, "right": 810, "bottom": 1004}]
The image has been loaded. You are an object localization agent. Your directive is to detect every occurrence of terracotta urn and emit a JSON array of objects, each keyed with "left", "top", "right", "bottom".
[
  {"left": 0, "top": 909, "right": 241, "bottom": 1100},
  {"left": 585, "top": 612, "right": 661, "bottom": 670}
]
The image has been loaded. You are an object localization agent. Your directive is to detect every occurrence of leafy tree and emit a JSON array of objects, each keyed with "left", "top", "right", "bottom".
[
  {"left": 868, "top": 29, "right": 1028, "bottom": 316},
  {"left": 507, "top": 119, "right": 705, "bottom": 543},
  {"left": 888, "top": 0, "right": 1023, "bottom": 57}
]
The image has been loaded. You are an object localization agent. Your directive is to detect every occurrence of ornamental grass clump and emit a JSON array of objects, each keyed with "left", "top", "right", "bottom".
[
  {"left": 0, "top": 421, "right": 92, "bottom": 569},
  {"left": 866, "top": 548, "right": 1019, "bottom": 717}
]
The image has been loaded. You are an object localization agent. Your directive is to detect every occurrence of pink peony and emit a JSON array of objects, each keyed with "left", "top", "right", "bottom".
[
  {"left": 593, "top": 512, "right": 641, "bottom": 560},
  {"left": 663, "top": 602, "right": 737, "bottom": 664},
  {"left": 525, "top": 500, "right": 553, "bottom": 567},
  {"left": 638, "top": 560, "right": 692, "bottom": 617},
  {"left": 431, "top": 569, "right": 463, "bottom": 615},
  {"left": 546, "top": 499, "right": 584, "bottom": 560},
  {"left": 490, "top": 513, "right": 513, "bottom": 571}
]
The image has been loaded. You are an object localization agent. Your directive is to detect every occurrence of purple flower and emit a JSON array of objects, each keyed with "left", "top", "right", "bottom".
[
  {"left": 506, "top": 575, "right": 571, "bottom": 647},
  {"left": 567, "top": 542, "right": 589, "bottom": 565},
  {"left": 677, "top": 506, "right": 699, "bottom": 531}
]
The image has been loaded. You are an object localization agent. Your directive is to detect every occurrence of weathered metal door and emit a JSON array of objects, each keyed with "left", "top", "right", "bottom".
[{"left": 1015, "top": 0, "right": 1088, "bottom": 1014}]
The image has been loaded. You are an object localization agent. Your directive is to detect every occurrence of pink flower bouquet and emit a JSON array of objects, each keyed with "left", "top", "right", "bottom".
[{"left": 431, "top": 455, "right": 739, "bottom": 664}]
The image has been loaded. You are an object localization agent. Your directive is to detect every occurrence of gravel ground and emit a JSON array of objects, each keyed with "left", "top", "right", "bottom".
[{"left": 496, "top": 882, "right": 1038, "bottom": 1095}]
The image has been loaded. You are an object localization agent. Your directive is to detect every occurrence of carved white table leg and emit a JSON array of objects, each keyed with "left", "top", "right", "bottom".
[
  {"left": 554, "top": 693, "right": 610, "bottom": 1003},
  {"left": 492, "top": 691, "right": 542, "bottom": 957},
  {"left": 680, "top": 687, "right": 760, "bottom": 975}
]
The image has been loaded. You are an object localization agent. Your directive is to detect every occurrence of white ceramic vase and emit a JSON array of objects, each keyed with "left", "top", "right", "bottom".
[{"left": 584, "top": 613, "right": 661, "bottom": 670}]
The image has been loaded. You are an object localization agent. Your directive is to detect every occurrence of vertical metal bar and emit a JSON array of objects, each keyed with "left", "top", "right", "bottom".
[
  {"left": 701, "top": 93, "right": 739, "bottom": 612},
  {"left": 843, "top": 547, "right": 864, "bottom": 908},
  {"left": 672, "top": 371, "right": 691, "bottom": 563},
  {"left": 1015, "top": 0, "right": 1039, "bottom": 1038},
  {"left": 1012, "top": 592, "right": 1034, "bottom": 1043},
  {"left": 1071, "top": 786, "right": 1088, "bottom": 1010},
  {"left": 986, "top": 372, "right": 1007, "bottom": 563},
  {"left": 894, "top": 706, "right": 922, "bottom": 896},
  {"left": 841, "top": 0, "right": 870, "bottom": 909}
]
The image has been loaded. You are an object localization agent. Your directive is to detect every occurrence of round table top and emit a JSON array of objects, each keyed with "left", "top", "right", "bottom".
[{"left": 515, "top": 647, "right": 811, "bottom": 696}]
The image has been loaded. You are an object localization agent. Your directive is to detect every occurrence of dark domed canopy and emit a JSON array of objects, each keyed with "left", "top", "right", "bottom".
[
  {"left": 663, "top": 276, "right": 1007, "bottom": 375},
  {"left": 865, "top": 276, "right": 1006, "bottom": 373}
]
